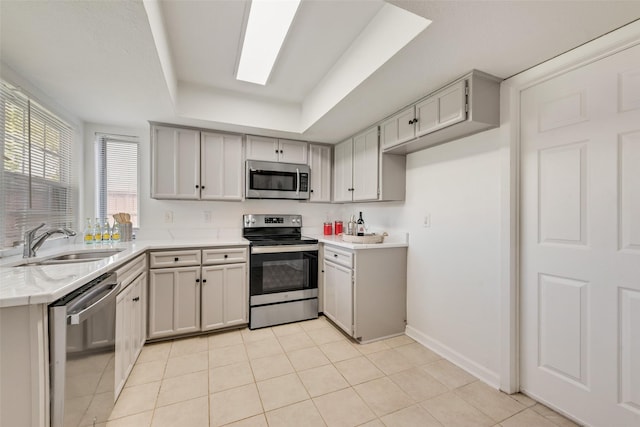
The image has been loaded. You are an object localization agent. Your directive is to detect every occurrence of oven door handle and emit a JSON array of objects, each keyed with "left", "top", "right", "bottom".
[{"left": 251, "top": 244, "right": 319, "bottom": 254}]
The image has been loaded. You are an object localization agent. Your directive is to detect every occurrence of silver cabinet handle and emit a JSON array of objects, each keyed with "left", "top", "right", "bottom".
[{"left": 68, "top": 282, "right": 120, "bottom": 325}]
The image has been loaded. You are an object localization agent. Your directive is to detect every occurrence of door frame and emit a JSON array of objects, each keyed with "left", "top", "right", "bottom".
[{"left": 499, "top": 20, "right": 640, "bottom": 393}]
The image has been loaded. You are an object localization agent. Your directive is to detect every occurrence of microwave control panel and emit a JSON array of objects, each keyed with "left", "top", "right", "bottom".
[{"left": 299, "top": 173, "right": 309, "bottom": 192}]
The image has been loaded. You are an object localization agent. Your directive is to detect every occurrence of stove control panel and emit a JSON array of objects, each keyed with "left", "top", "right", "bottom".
[{"left": 244, "top": 214, "right": 302, "bottom": 228}]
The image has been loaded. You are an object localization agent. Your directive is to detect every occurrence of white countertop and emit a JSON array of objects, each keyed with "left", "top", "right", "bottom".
[
  {"left": 0, "top": 238, "right": 248, "bottom": 308},
  {"left": 309, "top": 233, "right": 409, "bottom": 250},
  {"left": 0, "top": 232, "right": 409, "bottom": 308}
]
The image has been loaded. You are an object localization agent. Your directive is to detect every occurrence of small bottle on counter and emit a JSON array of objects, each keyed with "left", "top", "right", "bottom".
[
  {"left": 347, "top": 215, "right": 356, "bottom": 236},
  {"left": 83, "top": 218, "right": 94, "bottom": 244},
  {"left": 111, "top": 221, "right": 121, "bottom": 242},
  {"left": 357, "top": 212, "right": 365, "bottom": 236},
  {"left": 102, "top": 219, "right": 111, "bottom": 242},
  {"left": 93, "top": 217, "right": 102, "bottom": 243}
]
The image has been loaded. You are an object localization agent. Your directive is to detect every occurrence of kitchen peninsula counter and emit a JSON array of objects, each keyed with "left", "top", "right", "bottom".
[{"left": 0, "top": 238, "right": 249, "bottom": 308}]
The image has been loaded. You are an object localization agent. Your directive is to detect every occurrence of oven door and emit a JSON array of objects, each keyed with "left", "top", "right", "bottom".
[
  {"left": 245, "top": 160, "right": 310, "bottom": 199},
  {"left": 250, "top": 245, "right": 318, "bottom": 305}
]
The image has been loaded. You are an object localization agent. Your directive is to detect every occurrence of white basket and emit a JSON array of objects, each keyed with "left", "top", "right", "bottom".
[{"left": 341, "top": 234, "right": 384, "bottom": 244}]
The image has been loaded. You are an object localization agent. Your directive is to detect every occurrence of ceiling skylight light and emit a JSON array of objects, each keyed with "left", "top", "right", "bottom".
[{"left": 236, "top": 0, "right": 301, "bottom": 85}]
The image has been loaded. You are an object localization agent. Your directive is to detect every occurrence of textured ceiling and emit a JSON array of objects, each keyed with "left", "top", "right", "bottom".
[{"left": 1, "top": 1, "right": 639, "bottom": 142}]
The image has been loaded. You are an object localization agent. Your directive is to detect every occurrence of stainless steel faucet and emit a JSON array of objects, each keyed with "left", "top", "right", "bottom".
[{"left": 23, "top": 223, "right": 77, "bottom": 258}]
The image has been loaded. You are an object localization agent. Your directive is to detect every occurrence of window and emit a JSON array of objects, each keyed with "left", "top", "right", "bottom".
[
  {"left": 0, "top": 80, "right": 75, "bottom": 248},
  {"left": 95, "top": 134, "right": 139, "bottom": 228}
]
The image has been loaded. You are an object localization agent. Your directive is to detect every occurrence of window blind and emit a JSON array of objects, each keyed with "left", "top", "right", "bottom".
[
  {"left": 0, "top": 80, "right": 75, "bottom": 248},
  {"left": 95, "top": 135, "right": 139, "bottom": 228}
]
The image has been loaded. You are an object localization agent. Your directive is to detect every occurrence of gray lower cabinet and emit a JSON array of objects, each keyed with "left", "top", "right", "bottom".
[
  {"left": 201, "top": 263, "right": 247, "bottom": 331},
  {"left": 322, "top": 244, "right": 407, "bottom": 343},
  {"left": 148, "top": 266, "right": 201, "bottom": 339},
  {"left": 148, "top": 248, "right": 248, "bottom": 340},
  {"left": 115, "top": 254, "right": 148, "bottom": 398}
]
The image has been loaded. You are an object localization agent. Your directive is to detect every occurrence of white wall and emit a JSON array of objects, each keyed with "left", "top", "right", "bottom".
[
  {"left": 81, "top": 120, "right": 502, "bottom": 386},
  {"left": 360, "top": 130, "right": 503, "bottom": 387},
  {"left": 407, "top": 131, "right": 502, "bottom": 386},
  {"left": 82, "top": 123, "right": 345, "bottom": 238}
]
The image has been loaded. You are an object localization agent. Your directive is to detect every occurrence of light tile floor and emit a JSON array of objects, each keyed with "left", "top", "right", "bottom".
[{"left": 106, "top": 316, "right": 580, "bottom": 427}]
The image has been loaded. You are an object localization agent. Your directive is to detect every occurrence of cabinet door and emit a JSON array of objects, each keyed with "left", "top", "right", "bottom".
[
  {"left": 201, "top": 132, "right": 244, "bottom": 201},
  {"left": 381, "top": 106, "right": 415, "bottom": 150},
  {"left": 201, "top": 266, "right": 224, "bottom": 330},
  {"left": 151, "top": 126, "right": 200, "bottom": 199},
  {"left": 333, "top": 138, "right": 353, "bottom": 202},
  {"left": 323, "top": 261, "right": 337, "bottom": 322},
  {"left": 324, "top": 261, "right": 353, "bottom": 335},
  {"left": 352, "top": 127, "right": 379, "bottom": 201},
  {"left": 278, "top": 139, "right": 308, "bottom": 163},
  {"left": 174, "top": 268, "right": 201, "bottom": 335},
  {"left": 416, "top": 80, "right": 467, "bottom": 136},
  {"left": 246, "top": 135, "right": 279, "bottom": 161},
  {"left": 308, "top": 144, "right": 332, "bottom": 202},
  {"left": 148, "top": 267, "right": 200, "bottom": 339},
  {"left": 130, "top": 272, "right": 146, "bottom": 361},
  {"left": 201, "top": 264, "right": 247, "bottom": 331},
  {"left": 224, "top": 263, "right": 247, "bottom": 327},
  {"left": 115, "top": 288, "right": 129, "bottom": 397}
]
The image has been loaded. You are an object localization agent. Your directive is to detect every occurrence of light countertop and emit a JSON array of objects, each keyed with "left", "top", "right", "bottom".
[
  {"left": 1, "top": 232, "right": 409, "bottom": 308},
  {"left": 309, "top": 233, "right": 409, "bottom": 250},
  {"left": 0, "top": 238, "right": 248, "bottom": 308}
]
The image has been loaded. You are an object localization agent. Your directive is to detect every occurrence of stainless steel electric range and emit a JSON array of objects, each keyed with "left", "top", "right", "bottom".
[{"left": 243, "top": 214, "right": 319, "bottom": 329}]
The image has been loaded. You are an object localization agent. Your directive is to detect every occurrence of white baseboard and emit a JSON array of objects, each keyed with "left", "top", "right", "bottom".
[{"left": 405, "top": 325, "right": 501, "bottom": 390}]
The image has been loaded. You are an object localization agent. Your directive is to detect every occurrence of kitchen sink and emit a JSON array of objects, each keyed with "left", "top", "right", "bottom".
[{"left": 11, "top": 249, "right": 124, "bottom": 267}]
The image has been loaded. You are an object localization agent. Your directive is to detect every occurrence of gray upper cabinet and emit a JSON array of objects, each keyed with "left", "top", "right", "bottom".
[
  {"left": 151, "top": 125, "right": 201, "bottom": 199},
  {"left": 245, "top": 135, "right": 308, "bottom": 163},
  {"left": 382, "top": 70, "right": 501, "bottom": 154},
  {"left": 333, "top": 126, "right": 405, "bottom": 203},
  {"left": 151, "top": 124, "right": 243, "bottom": 201},
  {"left": 308, "top": 144, "right": 332, "bottom": 203},
  {"left": 415, "top": 79, "right": 467, "bottom": 136}
]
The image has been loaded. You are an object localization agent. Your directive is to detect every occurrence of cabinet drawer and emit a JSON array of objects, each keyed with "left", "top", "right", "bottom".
[
  {"left": 149, "top": 250, "right": 201, "bottom": 268},
  {"left": 324, "top": 246, "right": 353, "bottom": 268},
  {"left": 116, "top": 254, "right": 147, "bottom": 290},
  {"left": 202, "top": 247, "right": 247, "bottom": 265}
]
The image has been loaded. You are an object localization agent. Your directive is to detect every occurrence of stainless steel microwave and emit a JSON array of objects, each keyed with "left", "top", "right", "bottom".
[{"left": 245, "top": 160, "right": 310, "bottom": 200}]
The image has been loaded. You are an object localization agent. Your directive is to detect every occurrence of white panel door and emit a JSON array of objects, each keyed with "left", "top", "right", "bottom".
[
  {"left": 352, "top": 127, "right": 379, "bottom": 201},
  {"left": 521, "top": 44, "right": 640, "bottom": 427},
  {"left": 201, "top": 132, "right": 243, "bottom": 201}
]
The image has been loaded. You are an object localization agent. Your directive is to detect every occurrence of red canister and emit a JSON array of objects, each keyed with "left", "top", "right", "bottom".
[
  {"left": 334, "top": 220, "right": 343, "bottom": 235},
  {"left": 323, "top": 222, "right": 333, "bottom": 235}
]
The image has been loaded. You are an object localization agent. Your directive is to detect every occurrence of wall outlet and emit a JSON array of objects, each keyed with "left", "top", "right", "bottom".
[
  {"left": 423, "top": 213, "right": 431, "bottom": 228},
  {"left": 164, "top": 210, "right": 173, "bottom": 223},
  {"left": 204, "top": 211, "right": 212, "bottom": 223}
]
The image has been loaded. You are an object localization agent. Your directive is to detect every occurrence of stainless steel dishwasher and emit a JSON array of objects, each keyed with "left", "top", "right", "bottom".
[{"left": 49, "top": 272, "right": 119, "bottom": 427}]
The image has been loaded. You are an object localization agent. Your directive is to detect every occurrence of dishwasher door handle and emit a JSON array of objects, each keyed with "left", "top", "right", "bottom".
[{"left": 68, "top": 282, "right": 120, "bottom": 325}]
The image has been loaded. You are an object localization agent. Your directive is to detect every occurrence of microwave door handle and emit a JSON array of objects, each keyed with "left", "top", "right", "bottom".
[{"left": 296, "top": 168, "right": 300, "bottom": 195}]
